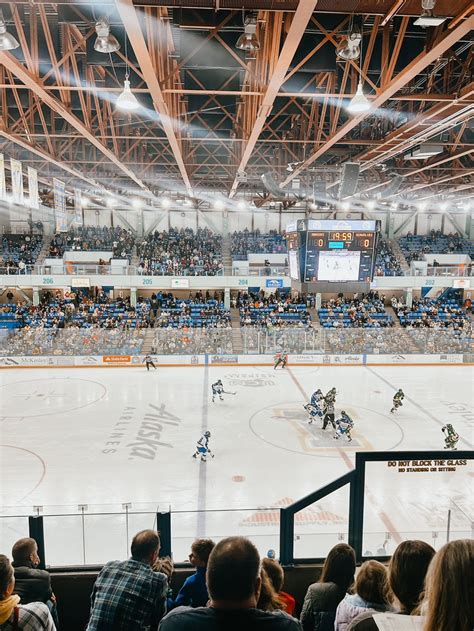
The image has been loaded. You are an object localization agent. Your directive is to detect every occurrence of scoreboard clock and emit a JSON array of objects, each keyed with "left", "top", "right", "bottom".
[{"left": 285, "top": 219, "right": 379, "bottom": 283}]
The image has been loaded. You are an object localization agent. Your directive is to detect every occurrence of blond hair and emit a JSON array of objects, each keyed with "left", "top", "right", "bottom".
[{"left": 422, "top": 539, "right": 474, "bottom": 631}]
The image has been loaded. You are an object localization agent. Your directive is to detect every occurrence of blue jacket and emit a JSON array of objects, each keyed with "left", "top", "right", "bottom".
[{"left": 168, "top": 567, "right": 209, "bottom": 609}]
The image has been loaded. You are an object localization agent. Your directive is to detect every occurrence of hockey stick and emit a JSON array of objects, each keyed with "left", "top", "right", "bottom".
[{"left": 222, "top": 390, "right": 236, "bottom": 395}]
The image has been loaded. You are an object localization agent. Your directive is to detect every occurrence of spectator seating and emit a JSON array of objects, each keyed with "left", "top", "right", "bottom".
[
  {"left": 1, "top": 234, "right": 43, "bottom": 272},
  {"left": 394, "top": 295, "right": 470, "bottom": 329},
  {"left": 239, "top": 292, "right": 311, "bottom": 328},
  {"left": 156, "top": 297, "right": 230, "bottom": 329},
  {"left": 375, "top": 239, "right": 403, "bottom": 276},
  {"left": 399, "top": 231, "right": 474, "bottom": 263},
  {"left": 319, "top": 293, "right": 393, "bottom": 328},
  {"left": 231, "top": 230, "right": 286, "bottom": 259},
  {"left": 49, "top": 226, "right": 134, "bottom": 260},
  {"left": 137, "top": 228, "right": 223, "bottom": 276}
]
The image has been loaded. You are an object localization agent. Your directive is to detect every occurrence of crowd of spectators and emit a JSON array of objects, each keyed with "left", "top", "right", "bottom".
[
  {"left": 392, "top": 295, "right": 471, "bottom": 330},
  {"left": 231, "top": 229, "right": 286, "bottom": 257},
  {"left": 49, "top": 226, "right": 134, "bottom": 259},
  {"left": 374, "top": 239, "right": 403, "bottom": 276},
  {"left": 1, "top": 534, "right": 472, "bottom": 631},
  {"left": 155, "top": 292, "right": 231, "bottom": 329},
  {"left": 151, "top": 329, "right": 233, "bottom": 355},
  {"left": 319, "top": 292, "right": 394, "bottom": 329},
  {"left": 136, "top": 228, "right": 223, "bottom": 276},
  {"left": 399, "top": 230, "right": 474, "bottom": 264},
  {"left": 238, "top": 290, "right": 312, "bottom": 329},
  {"left": 1, "top": 233, "right": 43, "bottom": 273}
]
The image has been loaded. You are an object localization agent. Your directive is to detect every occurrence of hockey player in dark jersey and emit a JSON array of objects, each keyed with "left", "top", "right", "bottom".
[
  {"left": 390, "top": 389, "right": 405, "bottom": 413},
  {"left": 442, "top": 424, "right": 459, "bottom": 450},
  {"left": 322, "top": 400, "right": 336, "bottom": 430},
  {"left": 274, "top": 352, "right": 288, "bottom": 370},
  {"left": 143, "top": 354, "right": 157, "bottom": 371}
]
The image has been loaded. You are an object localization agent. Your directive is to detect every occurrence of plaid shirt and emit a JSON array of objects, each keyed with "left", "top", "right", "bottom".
[
  {"left": 0, "top": 603, "right": 55, "bottom": 630},
  {"left": 86, "top": 559, "right": 168, "bottom": 631}
]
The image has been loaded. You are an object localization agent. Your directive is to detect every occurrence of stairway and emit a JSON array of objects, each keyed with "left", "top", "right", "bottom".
[
  {"left": 35, "top": 234, "right": 53, "bottom": 268},
  {"left": 385, "top": 305, "right": 402, "bottom": 327},
  {"left": 130, "top": 245, "right": 140, "bottom": 269},
  {"left": 222, "top": 234, "right": 233, "bottom": 276},
  {"left": 389, "top": 238, "right": 410, "bottom": 274},
  {"left": 141, "top": 329, "right": 156, "bottom": 354},
  {"left": 230, "top": 307, "right": 243, "bottom": 353}
]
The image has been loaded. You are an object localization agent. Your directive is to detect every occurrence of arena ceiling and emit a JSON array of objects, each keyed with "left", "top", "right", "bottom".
[{"left": 0, "top": 0, "right": 472, "bottom": 212}]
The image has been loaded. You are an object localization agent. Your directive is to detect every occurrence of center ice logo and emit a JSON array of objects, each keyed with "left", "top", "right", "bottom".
[{"left": 225, "top": 373, "right": 275, "bottom": 387}]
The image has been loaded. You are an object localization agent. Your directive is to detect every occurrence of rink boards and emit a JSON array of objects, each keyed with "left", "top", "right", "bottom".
[{"left": 0, "top": 353, "right": 472, "bottom": 368}]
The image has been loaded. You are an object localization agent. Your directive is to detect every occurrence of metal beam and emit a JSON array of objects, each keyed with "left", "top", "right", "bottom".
[
  {"left": 0, "top": 51, "right": 151, "bottom": 193},
  {"left": 229, "top": 0, "right": 319, "bottom": 197},
  {"left": 281, "top": 15, "right": 474, "bottom": 188},
  {"left": 115, "top": 0, "right": 193, "bottom": 197}
]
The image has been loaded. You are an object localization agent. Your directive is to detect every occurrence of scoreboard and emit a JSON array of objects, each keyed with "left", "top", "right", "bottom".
[{"left": 286, "top": 219, "right": 379, "bottom": 283}]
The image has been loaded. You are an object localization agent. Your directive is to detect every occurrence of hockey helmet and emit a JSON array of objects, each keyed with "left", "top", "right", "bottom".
[
  {"left": 205, "top": 431, "right": 211, "bottom": 437},
  {"left": 316, "top": 389, "right": 322, "bottom": 394},
  {"left": 217, "top": 379, "right": 223, "bottom": 385}
]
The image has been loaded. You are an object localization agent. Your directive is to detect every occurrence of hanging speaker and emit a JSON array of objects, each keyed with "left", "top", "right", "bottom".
[
  {"left": 338, "top": 162, "right": 360, "bottom": 200},
  {"left": 380, "top": 174, "right": 404, "bottom": 199}
]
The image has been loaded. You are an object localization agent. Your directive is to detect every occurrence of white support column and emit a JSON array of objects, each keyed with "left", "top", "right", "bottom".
[
  {"left": 131, "top": 288, "right": 137, "bottom": 307},
  {"left": 33, "top": 289, "right": 40, "bottom": 306},
  {"left": 315, "top": 292, "right": 322, "bottom": 311},
  {"left": 406, "top": 288, "right": 413, "bottom": 308},
  {"left": 224, "top": 288, "right": 230, "bottom": 309}
]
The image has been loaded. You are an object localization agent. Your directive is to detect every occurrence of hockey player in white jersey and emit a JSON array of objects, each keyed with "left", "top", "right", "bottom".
[
  {"left": 211, "top": 379, "right": 224, "bottom": 402},
  {"left": 333, "top": 411, "right": 354, "bottom": 442},
  {"left": 193, "top": 431, "right": 214, "bottom": 461}
]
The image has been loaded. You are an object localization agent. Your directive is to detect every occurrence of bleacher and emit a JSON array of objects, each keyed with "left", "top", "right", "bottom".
[
  {"left": 318, "top": 295, "right": 393, "bottom": 328},
  {"left": 396, "top": 295, "right": 469, "bottom": 327},
  {"left": 375, "top": 239, "right": 403, "bottom": 276},
  {"left": 1, "top": 234, "right": 43, "bottom": 269},
  {"left": 158, "top": 299, "right": 230, "bottom": 328},
  {"left": 231, "top": 230, "right": 286, "bottom": 259},
  {"left": 240, "top": 303, "right": 310, "bottom": 326},
  {"left": 399, "top": 232, "right": 474, "bottom": 262},
  {"left": 0, "top": 305, "right": 18, "bottom": 329}
]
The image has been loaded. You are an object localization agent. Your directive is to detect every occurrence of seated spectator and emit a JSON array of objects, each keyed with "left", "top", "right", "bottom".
[
  {"left": 159, "top": 536, "right": 301, "bottom": 630},
  {"left": 300, "top": 543, "right": 355, "bottom": 631},
  {"left": 418, "top": 538, "right": 473, "bottom": 631},
  {"left": 11, "top": 538, "right": 58, "bottom": 628},
  {"left": 261, "top": 558, "right": 295, "bottom": 616},
  {"left": 86, "top": 529, "right": 168, "bottom": 631},
  {"left": 334, "top": 560, "right": 390, "bottom": 631},
  {"left": 0, "top": 554, "right": 55, "bottom": 630},
  {"left": 347, "top": 540, "right": 435, "bottom": 630},
  {"left": 168, "top": 539, "right": 215, "bottom": 609}
]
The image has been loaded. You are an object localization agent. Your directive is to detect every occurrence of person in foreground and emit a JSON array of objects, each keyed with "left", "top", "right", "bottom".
[
  {"left": 86, "top": 529, "right": 168, "bottom": 631},
  {"left": 0, "top": 555, "right": 56, "bottom": 630},
  {"left": 158, "top": 536, "right": 301, "bottom": 630}
]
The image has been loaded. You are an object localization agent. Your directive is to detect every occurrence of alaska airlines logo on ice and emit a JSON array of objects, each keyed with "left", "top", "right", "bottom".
[
  {"left": 102, "top": 403, "right": 181, "bottom": 460},
  {"left": 225, "top": 372, "right": 274, "bottom": 387}
]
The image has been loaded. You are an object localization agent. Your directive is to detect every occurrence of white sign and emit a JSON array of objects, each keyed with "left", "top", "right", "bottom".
[
  {"left": 71, "top": 277, "right": 90, "bottom": 288},
  {"left": 171, "top": 278, "right": 190, "bottom": 288},
  {"left": 10, "top": 158, "right": 23, "bottom": 204},
  {"left": 27, "top": 167, "right": 39, "bottom": 209}
]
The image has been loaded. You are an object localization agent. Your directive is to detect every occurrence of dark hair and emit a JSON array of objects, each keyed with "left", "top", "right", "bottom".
[
  {"left": 0, "top": 555, "right": 14, "bottom": 597},
  {"left": 319, "top": 543, "right": 356, "bottom": 593},
  {"left": 130, "top": 530, "right": 160, "bottom": 562},
  {"left": 389, "top": 540, "right": 435, "bottom": 613},
  {"left": 206, "top": 536, "right": 260, "bottom": 601},
  {"left": 191, "top": 539, "right": 215, "bottom": 566},
  {"left": 261, "top": 558, "right": 284, "bottom": 593},
  {"left": 355, "top": 560, "right": 388, "bottom": 604},
  {"left": 12, "top": 538, "right": 37, "bottom": 564}
]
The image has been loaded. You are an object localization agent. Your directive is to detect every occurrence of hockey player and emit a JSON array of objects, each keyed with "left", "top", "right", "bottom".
[
  {"left": 274, "top": 351, "right": 288, "bottom": 370},
  {"left": 310, "top": 389, "right": 324, "bottom": 407},
  {"left": 303, "top": 403, "right": 322, "bottom": 424},
  {"left": 211, "top": 379, "right": 224, "bottom": 402},
  {"left": 390, "top": 389, "right": 405, "bottom": 413},
  {"left": 193, "top": 430, "right": 214, "bottom": 461},
  {"left": 442, "top": 424, "right": 459, "bottom": 450},
  {"left": 322, "top": 400, "right": 336, "bottom": 430},
  {"left": 333, "top": 411, "right": 354, "bottom": 442},
  {"left": 143, "top": 354, "right": 157, "bottom": 371}
]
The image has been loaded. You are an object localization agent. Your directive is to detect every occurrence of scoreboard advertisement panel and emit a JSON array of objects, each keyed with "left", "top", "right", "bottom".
[{"left": 286, "top": 220, "right": 379, "bottom": 283}]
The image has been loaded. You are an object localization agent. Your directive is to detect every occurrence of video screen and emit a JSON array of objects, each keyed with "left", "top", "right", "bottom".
[{"left": 318, "top": 250, "right": 360, "bottom": 281}]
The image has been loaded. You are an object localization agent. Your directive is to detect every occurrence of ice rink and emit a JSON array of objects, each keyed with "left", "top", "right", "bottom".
[{"left": 1, "top": 364, "right": 473, "bottom": 565}]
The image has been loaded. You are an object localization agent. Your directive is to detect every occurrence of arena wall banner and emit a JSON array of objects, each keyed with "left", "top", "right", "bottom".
[
  {"left": 27, "top": 167, "right": 39, "bottom": 209},
  {"left": 365, "top": 354, "right": 464, "bottom": 365},
  {"left": 102, "top": 355, "right": 131, "bottom": 364},
  {"left": 10, "top": 158, "right": 23, "bottom": 204},
  {"left": 53, "top": 178, "right": 67, "bottom": 232},
  {"left": 74, "top": 188, "right": 83, "bottom": 226},
  {"left": 0, "top": 154, "right": 5, "bottom": 200}
]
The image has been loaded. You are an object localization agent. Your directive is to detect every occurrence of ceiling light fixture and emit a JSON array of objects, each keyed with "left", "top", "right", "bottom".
[
  {"left": 237, "top": 200, "right": 247, "bottom": 210},
  {"left": 336, "top": 25, "right": 362, "bottom": 61},
  {"left": 341, "top": 201, "right": 350, "bottom": 211},
  {"left": 94, "top": 17, "right": 120, "bottom": 54},
  {"left": 366, "top": 199, "right": 376, "bottom": 210},
  {"left": 417, "top": 200, "right": 428, "bottom": 211},
  {"left": 414, "top": 0, "right": 447, "bottom": 27},
  {"left": 132, "top": 198, "right": 142, "bottom": 209},
  {"left": 0, "top": 9, "right": 19, "bottom": 51},
  {"left": 348, "top": 81, "right": 371, "bottom": 113},
  {"left": 107, "top": 197, "right": 117, "bottom": 208},
  {"left": 117, "top": 33, "right": 139, "bottom": 111},
  {"left": 161, "top": 197, "right": 171, "bottom": 208},
  {"left": 82, "top": 197, "right": 91, "bottom": 207},
  {"left": 214, "top": 199, "right": 225, "bottom": 211},
  {"left": 236, "top": 13, "right": 260, "bottom": 52}
]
